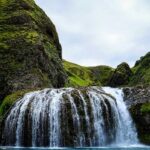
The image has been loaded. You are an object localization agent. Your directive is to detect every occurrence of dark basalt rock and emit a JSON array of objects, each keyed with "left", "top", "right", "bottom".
[
  {"left": 123, "top": 86, "right": 150, "bottom": 107},
  {"left": 123, "top": 86, "right": 150, "bottom": 145},
  {"left": 0, "top": 0, "right": 67, "bottom": 102},
  {"left": 108, "top": 62, "right": 132, "bottom": 87}
]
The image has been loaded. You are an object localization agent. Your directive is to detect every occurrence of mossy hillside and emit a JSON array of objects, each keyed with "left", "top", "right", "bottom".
[
  {"left": 63, "top": 60, "right": 93, "bottom": 87},
  {"left": 63, "top": 60, "right": 114, "bottom": 87},
  {"left": 130, "top": 52, "right": 150, "bottom": 86},
  {"left": 68, "top": 73, "right": 92, "bottom": 87},
  {"left": 0, "top": 0, "right": 67, "bottom": 101},
  {"left": 88, "top": 65, "right": 114, "bottom": 86},
  {"left": 64, "top": 52, "right": 150, "bottom": 87}
]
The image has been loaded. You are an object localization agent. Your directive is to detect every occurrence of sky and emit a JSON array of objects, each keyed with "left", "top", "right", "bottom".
[{"left": 36, "top": 0, "right": 150, "bottom": 67}]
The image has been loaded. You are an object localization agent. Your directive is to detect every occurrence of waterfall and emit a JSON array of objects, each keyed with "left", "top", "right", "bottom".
[
  {"left": 1, "top": 87, "right": 138, "bottom": 147},
  {"left": 103, "top": 87, "right": 138, "bottom": 145}
]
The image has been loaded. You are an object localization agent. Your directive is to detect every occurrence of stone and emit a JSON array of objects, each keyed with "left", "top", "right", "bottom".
[{"left": 0, "top": 0, "right": 67, "bottom": 101}]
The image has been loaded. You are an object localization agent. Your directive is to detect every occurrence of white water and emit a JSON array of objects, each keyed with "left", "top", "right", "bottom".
[
  {"left": 67, "top": 93, "right": 84, "bottom": 146},
  {"left": 87, "top": 89, "right": 106, "bottom": 146},
  {"left": 103, "top": 87, "right": 138, "bottom": 145},
  {"left": 78, "top": 91, "right": 92, "bottom": 146},
  {"left": 2, "top": 87, "right": 138, "bottom": 147}
]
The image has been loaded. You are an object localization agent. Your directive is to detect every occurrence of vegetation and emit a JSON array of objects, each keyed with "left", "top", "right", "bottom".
[
  {"left": 141, "top": 103, "right": 150, "bottom": 114},
  {"left": 63, "top": 60, "right": 93, "bottom": 87},
  {"left": 64, "top": 52, "right": 150, "bottom": 88},
  {"left": 63, "top": 60, "right": 114, "bottom": 87},
  {"left": 0, "top": 0, "right": 150, "bottom": 145},
  {"left": 130, "top": 102, "right": 150, "bottom": 145},
  {"left": 88, "top": 65, "right": 114, "bottom": 85},
  {"left": 0, "top": 0, "right": 67, "bottom": 102},
  {"left": 108, "top": 62, "right": 133, "bottom": 87},
  {"left": 130, "top": 52, "right": 150, "bottom": 86},
  {"left": 0, "top": 90, "right": 30, "bottom": 118}
]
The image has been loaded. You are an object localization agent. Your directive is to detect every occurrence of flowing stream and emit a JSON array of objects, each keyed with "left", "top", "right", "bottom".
[{"left": 1, "top": 87, "right": 138, "bottom": 147}]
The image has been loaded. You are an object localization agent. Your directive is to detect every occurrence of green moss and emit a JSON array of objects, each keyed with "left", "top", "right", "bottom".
[
  {"left": 141, "top": 103, "right": 150, "bottom": 113},
  {"left": 0, "top": 90, "right": 33, "bottom": 118},
  {"left": 0, "top": 29, "right": 40, "bottom": 44},
  {"left": 31, "top": 68, "right": 51, "bottom": 87},
  {"left": 26, "top": 31, "right": 39, "bottom": 43},
  {"left": 0, "top": 43, "right": 9, "bottom": 49},
  {"left": 130, "top": 103, "right": 150, "bottom": 144},
  {"left": 0, "top": 0, "right": 67, "bottom": 102},
  {"left": 130, "top": 52, "right": 150, "bottom": 86}
]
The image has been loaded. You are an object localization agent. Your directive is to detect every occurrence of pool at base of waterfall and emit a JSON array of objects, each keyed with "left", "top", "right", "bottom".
[{"left": 0, "top": 145, "right": 150, "bottom": 150}]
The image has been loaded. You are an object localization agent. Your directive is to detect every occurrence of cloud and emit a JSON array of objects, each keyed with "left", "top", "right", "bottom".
[{"left": 35, "top": 0, "right": 150, "bottom": 67}]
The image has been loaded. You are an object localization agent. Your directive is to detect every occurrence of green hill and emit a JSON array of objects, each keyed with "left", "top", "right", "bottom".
[
  {"left": 130, "top": 52, "right": 150, "bottom": 86},
  {"left": 64, "top": 51, "right": 150, "bottom": 87},
  {"left": 63, "top": 60, "right": 114, "bottom": 87}
]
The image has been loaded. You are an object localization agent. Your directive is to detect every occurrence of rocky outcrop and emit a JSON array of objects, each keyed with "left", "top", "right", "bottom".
[
  {"left": 123, "top": 86, "right": 150, "bottom": 145},
  {"left": 108, "top": 62, "right": 132, "bottom": 87},
  {"left": 0, "top": 0, "right": 67, "bottom": 101}
]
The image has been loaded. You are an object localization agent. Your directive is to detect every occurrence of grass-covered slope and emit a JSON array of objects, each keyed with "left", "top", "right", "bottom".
[
  {"left": 63, "top": 60, "right": 114, "bottom": 87},
  {"left": 64, "top": 51, "right": 150, "bottom": 87},
  {"left": 0, "top": 0, "right": 67, "bottom": 101},
  {"left": 63, "top": 61, "right": 93, "bottom": 86},
  {"left": 130, "top": 52, "right": 150, "bottom": 86},
  {"left": 88, "top": 65, "right": 114, "bottom": 85}
]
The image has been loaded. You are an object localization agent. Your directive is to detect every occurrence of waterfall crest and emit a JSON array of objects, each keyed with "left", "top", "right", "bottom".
[{"left": 1, "top": 87, "right": 138, "bottom": 147}]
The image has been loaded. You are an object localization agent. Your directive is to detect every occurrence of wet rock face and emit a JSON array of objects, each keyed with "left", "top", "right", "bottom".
[
  {"left": 123, "top": 86, "right": 150, "bottom": 145},
  {"left": 0, "top": 0, "right": 67, "bottom": 101},
  {"left": 108, "top": 62, "right": 132, "bottom": 87}
]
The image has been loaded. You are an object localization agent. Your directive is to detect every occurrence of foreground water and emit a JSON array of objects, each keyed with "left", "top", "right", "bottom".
[{"left": 0, "top": 146, "right": 150, "bottom": 150}]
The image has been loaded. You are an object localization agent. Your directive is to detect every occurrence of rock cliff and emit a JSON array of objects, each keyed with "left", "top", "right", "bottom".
[
  {"left": 123, "top": 86, "right": 150, "bottom": 144},
  {"left": 0, "top": 0, "right": 67, "bottom": 101}
]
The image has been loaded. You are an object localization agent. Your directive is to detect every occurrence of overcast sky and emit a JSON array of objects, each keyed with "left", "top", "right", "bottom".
[{"left": 36, "top": 0, "right": 150, "bottom": 67}]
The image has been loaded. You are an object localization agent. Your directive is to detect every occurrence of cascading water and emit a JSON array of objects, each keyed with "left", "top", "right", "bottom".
[
  {"left": 103, "top": 87, "right": 138, "bottom": 145},
  {"left": 1, "top": 87, "right": 138, "bottom": 147}
]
